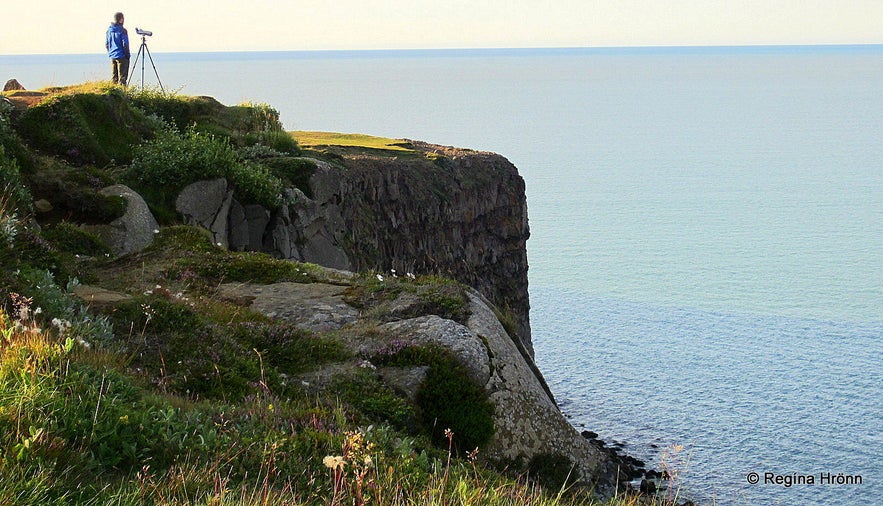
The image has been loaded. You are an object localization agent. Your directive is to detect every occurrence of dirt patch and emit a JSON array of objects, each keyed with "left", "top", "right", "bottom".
[{"left": 3, "top": 90, "right": 48, "bottom": 109}]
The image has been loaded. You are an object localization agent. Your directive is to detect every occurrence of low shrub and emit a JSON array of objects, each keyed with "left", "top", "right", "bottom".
[
  {"left": 0, "top": 180, "right": 24, "bottom": 251},
  {"left": 417, "top": 355, "right": 495, "bottom": 453},
  {"left": 41, "top": 221, "right": 111, "bottom": 257},
  {"left": 242, "top": 130, "right": 301, "bottom": 156},
  {"left": 528, "top": 453, "right": 580, "bottom": 492},
  {"left": 183, "top": 250, "right": 317, "bottom": 284},
  {"left": 129, "top": 126, "right": 284, "bottom": 209},
  {"left": 0, "top": 234, "right": 69, "bottom": 289},
  {"left": 345, "top": 272, "right": 471, "bottom": 324},
  {"left": 228, "top": 161, "right": 283, "bottom": 208},
  {"left": 2, "top": 269, "right": 115, "bottom": 347},
  {"left": 331, "top": 370, "right": 419, "bottom": 431},
  {"left": 261, "top": 156, "right": 317, "bottom": 198},
  {"left": 129, "top": 125, "right": 236, "bottom": 189},
  {"left": 373, "top": 343, "right": 494, "bottom": 453},
  {"left": 228, "top": 321, "right": 349, "bottom": 374},
  {"left": 0, "top": 145, "right": 33, "bottom": 217},
  {"left": 0, "top": 100, "right": 34, "bottom": 174}
]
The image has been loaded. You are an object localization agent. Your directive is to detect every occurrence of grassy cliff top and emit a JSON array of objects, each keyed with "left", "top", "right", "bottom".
[{"left": 292, "top": 131, "right": 415, "bottom": 153}]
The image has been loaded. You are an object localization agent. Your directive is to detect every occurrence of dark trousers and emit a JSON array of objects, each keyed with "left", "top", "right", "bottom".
[{"left": 111, "top": 58, "right": 129, "bottom": 86}]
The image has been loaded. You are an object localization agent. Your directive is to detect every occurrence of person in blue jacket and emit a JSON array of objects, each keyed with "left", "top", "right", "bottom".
[{"left": 105, "top": 12, "right": 130, "bottom": 85}]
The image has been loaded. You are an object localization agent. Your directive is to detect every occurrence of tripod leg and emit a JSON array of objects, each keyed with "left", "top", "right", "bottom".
[
  {"left": 142, "top": 44, "right": 165, "bottom": 93},
  {"left": 129, "top": 45, "right": 144, "bottom": 87},
  {"left": 141, "top": 45, "right": 146, "bottom": 89}
]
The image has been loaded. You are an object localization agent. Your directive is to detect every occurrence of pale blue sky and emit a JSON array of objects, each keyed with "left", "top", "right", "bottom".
[{"left": 2, "top": 0, "right": 882, "bottom": 55}]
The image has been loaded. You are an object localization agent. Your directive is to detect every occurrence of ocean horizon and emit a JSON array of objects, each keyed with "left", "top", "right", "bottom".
[
  {"left": 5, "top": 42, "right": 883, "bottom": 58},
  {"left": 3, "top": 45, "right": 881, "bottom": 505}
]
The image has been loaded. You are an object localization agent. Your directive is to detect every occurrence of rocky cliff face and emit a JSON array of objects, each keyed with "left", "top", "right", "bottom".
[{"left": 177, "top": 142, "right": 533, "bottom": 355}]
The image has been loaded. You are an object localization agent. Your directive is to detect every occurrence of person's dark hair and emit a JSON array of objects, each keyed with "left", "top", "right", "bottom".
[{"left": 114, "top": 12, "right": 124, "bottom": 23}]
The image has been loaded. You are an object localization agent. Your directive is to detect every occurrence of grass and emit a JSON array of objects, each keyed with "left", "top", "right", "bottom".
[
  {"left": 0, "top": 292, "right": 670, "bottom": 506},
  {"left": 292, "top": 131, "right": 415, "bottom": 152}
]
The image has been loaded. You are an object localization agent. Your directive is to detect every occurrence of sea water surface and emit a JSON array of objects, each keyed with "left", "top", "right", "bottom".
[{"left": 3, "top": 46, "right": 882, "bottom": 505}]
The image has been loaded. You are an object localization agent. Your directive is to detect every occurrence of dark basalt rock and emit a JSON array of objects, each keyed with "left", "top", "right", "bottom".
[{"left": 3, "top": 79, "right": 25, "bottom": 91}]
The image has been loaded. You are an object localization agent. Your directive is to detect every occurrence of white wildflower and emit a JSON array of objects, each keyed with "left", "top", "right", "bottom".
[
  {"left": 323, "top": 455, "right": 346, "bottom": 471},
  {"left": 376, "top": 274, "right": 384, "bottom": 282}
]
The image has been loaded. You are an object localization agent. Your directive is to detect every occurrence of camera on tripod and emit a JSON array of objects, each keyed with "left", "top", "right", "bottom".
[{"left": 136, "top": 28, "right": 153, "bottom": 37}]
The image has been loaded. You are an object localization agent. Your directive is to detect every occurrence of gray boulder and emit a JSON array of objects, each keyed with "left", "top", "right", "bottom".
[
  {"left": 176, "top": 179, "right": 232, "bottom": 247},
  {"left": 87, "top": 184, "right": 159, "bottom": 256},
  {"left": 218, "top": 281, "right": 359, "bottom": 333},
  {"left": 379, "top": 316, "right": 491, "bottom": 386}
]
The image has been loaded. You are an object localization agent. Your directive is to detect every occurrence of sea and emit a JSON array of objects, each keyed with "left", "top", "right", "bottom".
[{"left": 3, "top": 45, "right": 881, "bottom": 505}]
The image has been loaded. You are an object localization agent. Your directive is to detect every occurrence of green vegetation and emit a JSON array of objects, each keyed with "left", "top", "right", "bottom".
[
  {"left": 529, "top": 453, "right": 582, "bottom": 492},
  {"left": 14, "top": 83, "right": 159, "bottom": 166},
  {"left": 0, "top": 84, "right": 682, "bottom": 505},
  {"left": 331, "top": 369, "right": 420, "bottom": 431},
  {"left": 372, "top": 342, "right": 495, "bottom": 452},
  {"left": 40, "top": 222, "right": 112, "bottom": 258},
  {"left": 128, "top": 125, "right": 284, "bottom": 210},
  {"left": 24, "top": 156, "right": 127, "bottom": 224},
  {"left": 345, "top": 271, "right": 471, "bottom": 324},
  {"left": 129, "top": 91, "right": 300, "bottom": 155}
]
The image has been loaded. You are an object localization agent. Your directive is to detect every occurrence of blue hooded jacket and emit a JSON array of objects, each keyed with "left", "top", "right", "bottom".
[{"left": 106, "top": 23, "right": 129, "bottom": 59}]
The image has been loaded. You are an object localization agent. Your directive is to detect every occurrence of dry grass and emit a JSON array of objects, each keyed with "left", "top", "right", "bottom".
[{"left": 292, "top": 131, "right": 414, "bottom": 152}]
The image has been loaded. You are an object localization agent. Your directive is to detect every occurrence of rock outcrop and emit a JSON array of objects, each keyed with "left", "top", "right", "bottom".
[
  {"left": 218, "top": 280, "right": 622, "bottom": 493},
  {"left": 177, "top": 142, "right": 532, "bottom": 354}
]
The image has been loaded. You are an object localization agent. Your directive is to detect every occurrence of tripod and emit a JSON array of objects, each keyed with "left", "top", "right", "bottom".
[{"left": 130, "top": 35, "right": 164, "bottom": 92}]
